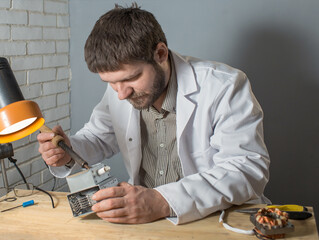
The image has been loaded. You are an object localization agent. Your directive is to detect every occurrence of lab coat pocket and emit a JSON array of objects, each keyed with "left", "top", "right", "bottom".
[{"left": 190, "top": 146, "right": 218, "bottom": 172}]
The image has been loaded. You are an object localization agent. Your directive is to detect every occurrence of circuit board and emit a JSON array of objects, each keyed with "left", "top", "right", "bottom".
[{"left": 67, "top": 186, "right": 100, "bottom": 217}]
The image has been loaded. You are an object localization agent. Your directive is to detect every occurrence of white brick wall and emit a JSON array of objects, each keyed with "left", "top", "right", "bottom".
[{"left": 0, "top": 0, "right": 70, "bottom": 192}]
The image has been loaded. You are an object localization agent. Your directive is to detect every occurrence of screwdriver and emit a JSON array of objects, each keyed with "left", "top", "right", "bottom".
[
  {"left": 39, "top": 125, "right": 90, "bottom": 170},
  {"left": 1, "top": 200, "right": 35, "bottom": 212}
]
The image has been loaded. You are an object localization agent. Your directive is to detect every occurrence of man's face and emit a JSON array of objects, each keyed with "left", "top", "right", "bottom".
[{"left": 98, "top": 62, "right": 166, "bottom": 110}]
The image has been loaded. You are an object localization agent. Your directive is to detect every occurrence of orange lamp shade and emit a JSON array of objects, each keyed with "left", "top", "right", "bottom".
[
  {"left": 0, "top": 100, "right": 44, "bottom": 143},
  {"left": 0, "top": 57, "right": 45, "bottom": 143}
]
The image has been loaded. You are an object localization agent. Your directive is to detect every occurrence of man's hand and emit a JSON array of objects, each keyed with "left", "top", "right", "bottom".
[
  {"left": 91, "top": 182, "right": 170, "bottom": 224},
  {"left": 37, "top": 125, "right": 72, "bottom": 167}
]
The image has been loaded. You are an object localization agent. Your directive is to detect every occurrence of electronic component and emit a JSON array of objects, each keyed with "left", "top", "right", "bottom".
[
  {"left": 67, "top": 186, "right": 99, "bottom": 217},
  {"left": 66, "top": 163, "right": 118, "bottom": 217}
]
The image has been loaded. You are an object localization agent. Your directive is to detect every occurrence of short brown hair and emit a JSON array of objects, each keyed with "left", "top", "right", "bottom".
[{"left": 84, "top": 3, "right": 167, "bottom": 73}]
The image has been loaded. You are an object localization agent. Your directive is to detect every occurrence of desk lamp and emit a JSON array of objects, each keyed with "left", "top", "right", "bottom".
[
  {"left": 0, "top": 58, "right": 118, "bottom": 216},
  {"left": 0, "top": 57, "right": 45, "bottom": 192},
  {"left": 0, "top": 57, "right": 89, "bottom": 193}
]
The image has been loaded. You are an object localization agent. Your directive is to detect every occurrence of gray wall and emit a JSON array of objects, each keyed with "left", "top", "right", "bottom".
[{"left": 70, "top": 0, "right": 319, "bottom": 225}]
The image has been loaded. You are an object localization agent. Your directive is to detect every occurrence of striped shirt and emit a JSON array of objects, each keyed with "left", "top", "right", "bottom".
[{"left": 139, "top": 55, "right": 183, "bottom": 216}]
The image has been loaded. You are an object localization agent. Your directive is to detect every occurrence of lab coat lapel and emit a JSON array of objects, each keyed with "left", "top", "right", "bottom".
[{"left": 172, "top": 52, "right": 198, "bottom": 175}]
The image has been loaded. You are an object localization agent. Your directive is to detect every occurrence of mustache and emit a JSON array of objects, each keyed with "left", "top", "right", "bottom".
[{"left": 128, "top": 92, "right": 147, "bottom": 99}]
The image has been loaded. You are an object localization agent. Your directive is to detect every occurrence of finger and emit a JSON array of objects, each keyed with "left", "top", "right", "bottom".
[
  {"left": 37, "top": 132, "right": 55, "bottom": 143},
  {"left": 92, "top": 197, "right": 125, "bottom": 212},
  {"left": 118, "top": 182, "right": 132, "bottom": 187},
  {"left": 92, "top": 187, "right": 126, "bottom": 201},
  {"left": 44, "top": 153, "right": 65, "bottom": 166},
  {"left": 41, "top": 146, "right": 65, "bottom": 158},
  {"left": 101, "top": 217, "right": 139, "bottom": 224},
  {"left": 39, "top": 141, "right": 59, "bottom": 153},
  {"left": 95, "top": 207, "right": 127, "bottom": 219}
]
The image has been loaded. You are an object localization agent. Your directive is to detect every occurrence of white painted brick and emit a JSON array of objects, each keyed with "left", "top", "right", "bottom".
[
  {"left": 12, "top": 26, "right": 42, "bottom": 40},
  {"left": 7, "top": 164, "right": 31, "bottom": 186},
  {"left": 16, "top": 163, "right": 32, "bottom": 179},
  {"left": 43, "top": 54, "right": 68, "bottom": 67},
  {"left": 29, "top": 130, "right": 40, "bottom": 143},
  {"left": 12, "top": 0, "right": 43, "bottom": 11},
  {"left": 56, "top": 40, "right": 69, "bottom": 53},
  {"left": 29, "top": 13, "right": 56, "bottom": 27},
  {"left": 57, "top": 117, "right": 70, "bottom": 130},
  {"left": 42, "top": 168, "right": 54, "bottom": 183},
  {"left": 1, "top": 0, "right": 72, "bottom": 188},
  {"left": 57, "top": 91, "right": 69, "bottom": 105},
  {"left": 0, "top": 10, "right": 27, "bottom": 24},
  {"left": 55, "top": 184, "right": 69, "bottom": 192},
  {"left": 57, "top": 66, "right": 69, "bottom": 79},
  {"left": 0, "top": 0, "right": 10, "bottom": 8},
  {"left": 0, "top": 41, "right": 26, "bottom": 56},
  {"left": 31, "top": 157, "right": 47, "bottom": 175},
  {"left": 34, "top": 94, "right": 56, "bottom": 110},
  {"left": 0, "top": 26, "right": 10, "bottom": 39},
  {"left": 43, "top": 27, "right": 69, "bottom": 40},
  {"left": 57, "top": 15, "right": 69, "bottom": 27},
  {"left": 26, "top": 171, "right": 42, "bottom": 186},
  {"left": 20, "top": 84, "right": 42, "bottom": 99},
  {"left": 11, "top": 56, "right": 42, "bottom": 71},
  {"left": 12, "top": 135, "right": 30, "bottom": 149},
  {"left": 28, "top": 41, "right": 55, "bottom": 55},
  {"left": 28, "top": 68, "right": 56, "bottom": 83},
  {"left": 43, "top": 79, "right": 68, "bottom": 95},
  {"left": 55, "top": 177, "right": 67, "bottom": 188},
  {"left": 11, "top": 56, "right": 42, "bottom": 70},
  {"left": 43, "top": 104, "right": 69, "bottom": 122},
  {"left": 13, "top": 71, "right": 27, "bottom": 85},
  {"left": 38, "top": 178, "right": 55, "bottom": 191},
  {"left": 44, "top": 0, "right": 68, "bottom": 14},
  {"left": 12, "top": 142, "right": 40, "bottom": 165}
]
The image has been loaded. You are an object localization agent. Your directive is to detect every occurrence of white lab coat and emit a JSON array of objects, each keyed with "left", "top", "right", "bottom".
[{"left": 51, "top": 51, "right": 270, "bottom": 225}]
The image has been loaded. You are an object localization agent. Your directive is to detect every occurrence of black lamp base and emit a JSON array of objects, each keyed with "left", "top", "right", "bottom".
[{"left": 0, "top": 143, "right": 14, "bottom": 192}]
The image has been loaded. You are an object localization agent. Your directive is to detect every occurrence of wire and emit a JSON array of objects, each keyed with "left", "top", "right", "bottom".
[
  {"left": 8, "top": 157, "right": 27, "bottom": 184},
  {"left": 43, "top": 160, "right": 56, "bottom": 191},
  {"left": 34, "top": 186, "right": 55, "bottom": 208},
  {"left": 219, "top": 210, "right": 255, "bottom": 235},
  {"left": 8, "top": 157, "right": 55, "bottom": 208}
]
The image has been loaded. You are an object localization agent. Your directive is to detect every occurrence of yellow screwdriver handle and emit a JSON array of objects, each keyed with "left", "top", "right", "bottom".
[{"left": 267, "top": 204, "right": 304, "bottom": 212}]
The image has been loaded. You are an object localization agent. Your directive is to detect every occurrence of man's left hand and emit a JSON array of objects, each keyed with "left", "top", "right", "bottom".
[{"left": 91, "top": 182, "right": 170, "bottom": 224}]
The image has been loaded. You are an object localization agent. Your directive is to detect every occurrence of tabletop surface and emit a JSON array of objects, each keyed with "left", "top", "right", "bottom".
[{"left": 0, "top": 190, "right": 318, "bottom": 240}]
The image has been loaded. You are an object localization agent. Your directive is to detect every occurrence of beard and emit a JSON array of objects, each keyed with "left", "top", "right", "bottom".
[{"left": 127, "top": 63, "right": 166, "bottom": 110}]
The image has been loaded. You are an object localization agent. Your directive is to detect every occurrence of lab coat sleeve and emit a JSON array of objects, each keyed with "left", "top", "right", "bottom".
[
  {"left": 49, "top": 89, "right": 120, "bottom": 177},
  {"left": 155, "top": 73, "right": 270, "bottom": 224}
]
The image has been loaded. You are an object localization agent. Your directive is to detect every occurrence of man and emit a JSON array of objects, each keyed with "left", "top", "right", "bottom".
[{"left": 38, "top": 4, "right": 270, "bottom": 225}]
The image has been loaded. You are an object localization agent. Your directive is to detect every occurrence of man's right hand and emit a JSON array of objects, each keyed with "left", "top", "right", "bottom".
[{"left": 37, "top": 125, "right": 72, "bottom": 167}]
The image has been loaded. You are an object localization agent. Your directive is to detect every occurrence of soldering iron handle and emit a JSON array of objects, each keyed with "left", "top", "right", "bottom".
[
  {"left": 39, "top": 125, "right": 64, "bottom": 147},
  {"left": 57, "top": 141, "right": 90, "bottom": 170},
  {"left": 39, "top": 125, "right": 90, "bottom": 170}
]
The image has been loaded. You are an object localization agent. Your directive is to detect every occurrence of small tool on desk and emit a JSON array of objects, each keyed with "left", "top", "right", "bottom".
[
  {"left": 1, "top": 200, "right": 34, "bottom": 212},
  {"left": 39, "top": 125, "right": 90, "bottom": 169},
  {"left": 235, "top": 204, "right": 312, "bottom": 220}
]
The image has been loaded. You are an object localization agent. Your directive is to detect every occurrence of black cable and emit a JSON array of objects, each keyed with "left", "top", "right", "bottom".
[
  {"left": 8, "top": 157, "right": 27, "bottom": 184},
  {"left": 43, "top": 160, "right": 57, "bottom": 191},
  {"left": 34, "top": 186, "right": 55, "bottom": 208},
  {"left": 8, "top": 157, "right": 55, "bottom": 208}
]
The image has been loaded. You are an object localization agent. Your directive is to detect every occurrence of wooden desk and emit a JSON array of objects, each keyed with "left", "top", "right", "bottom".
[{"left": 0, "top": 191, "right": 318, "bottom": 240}]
